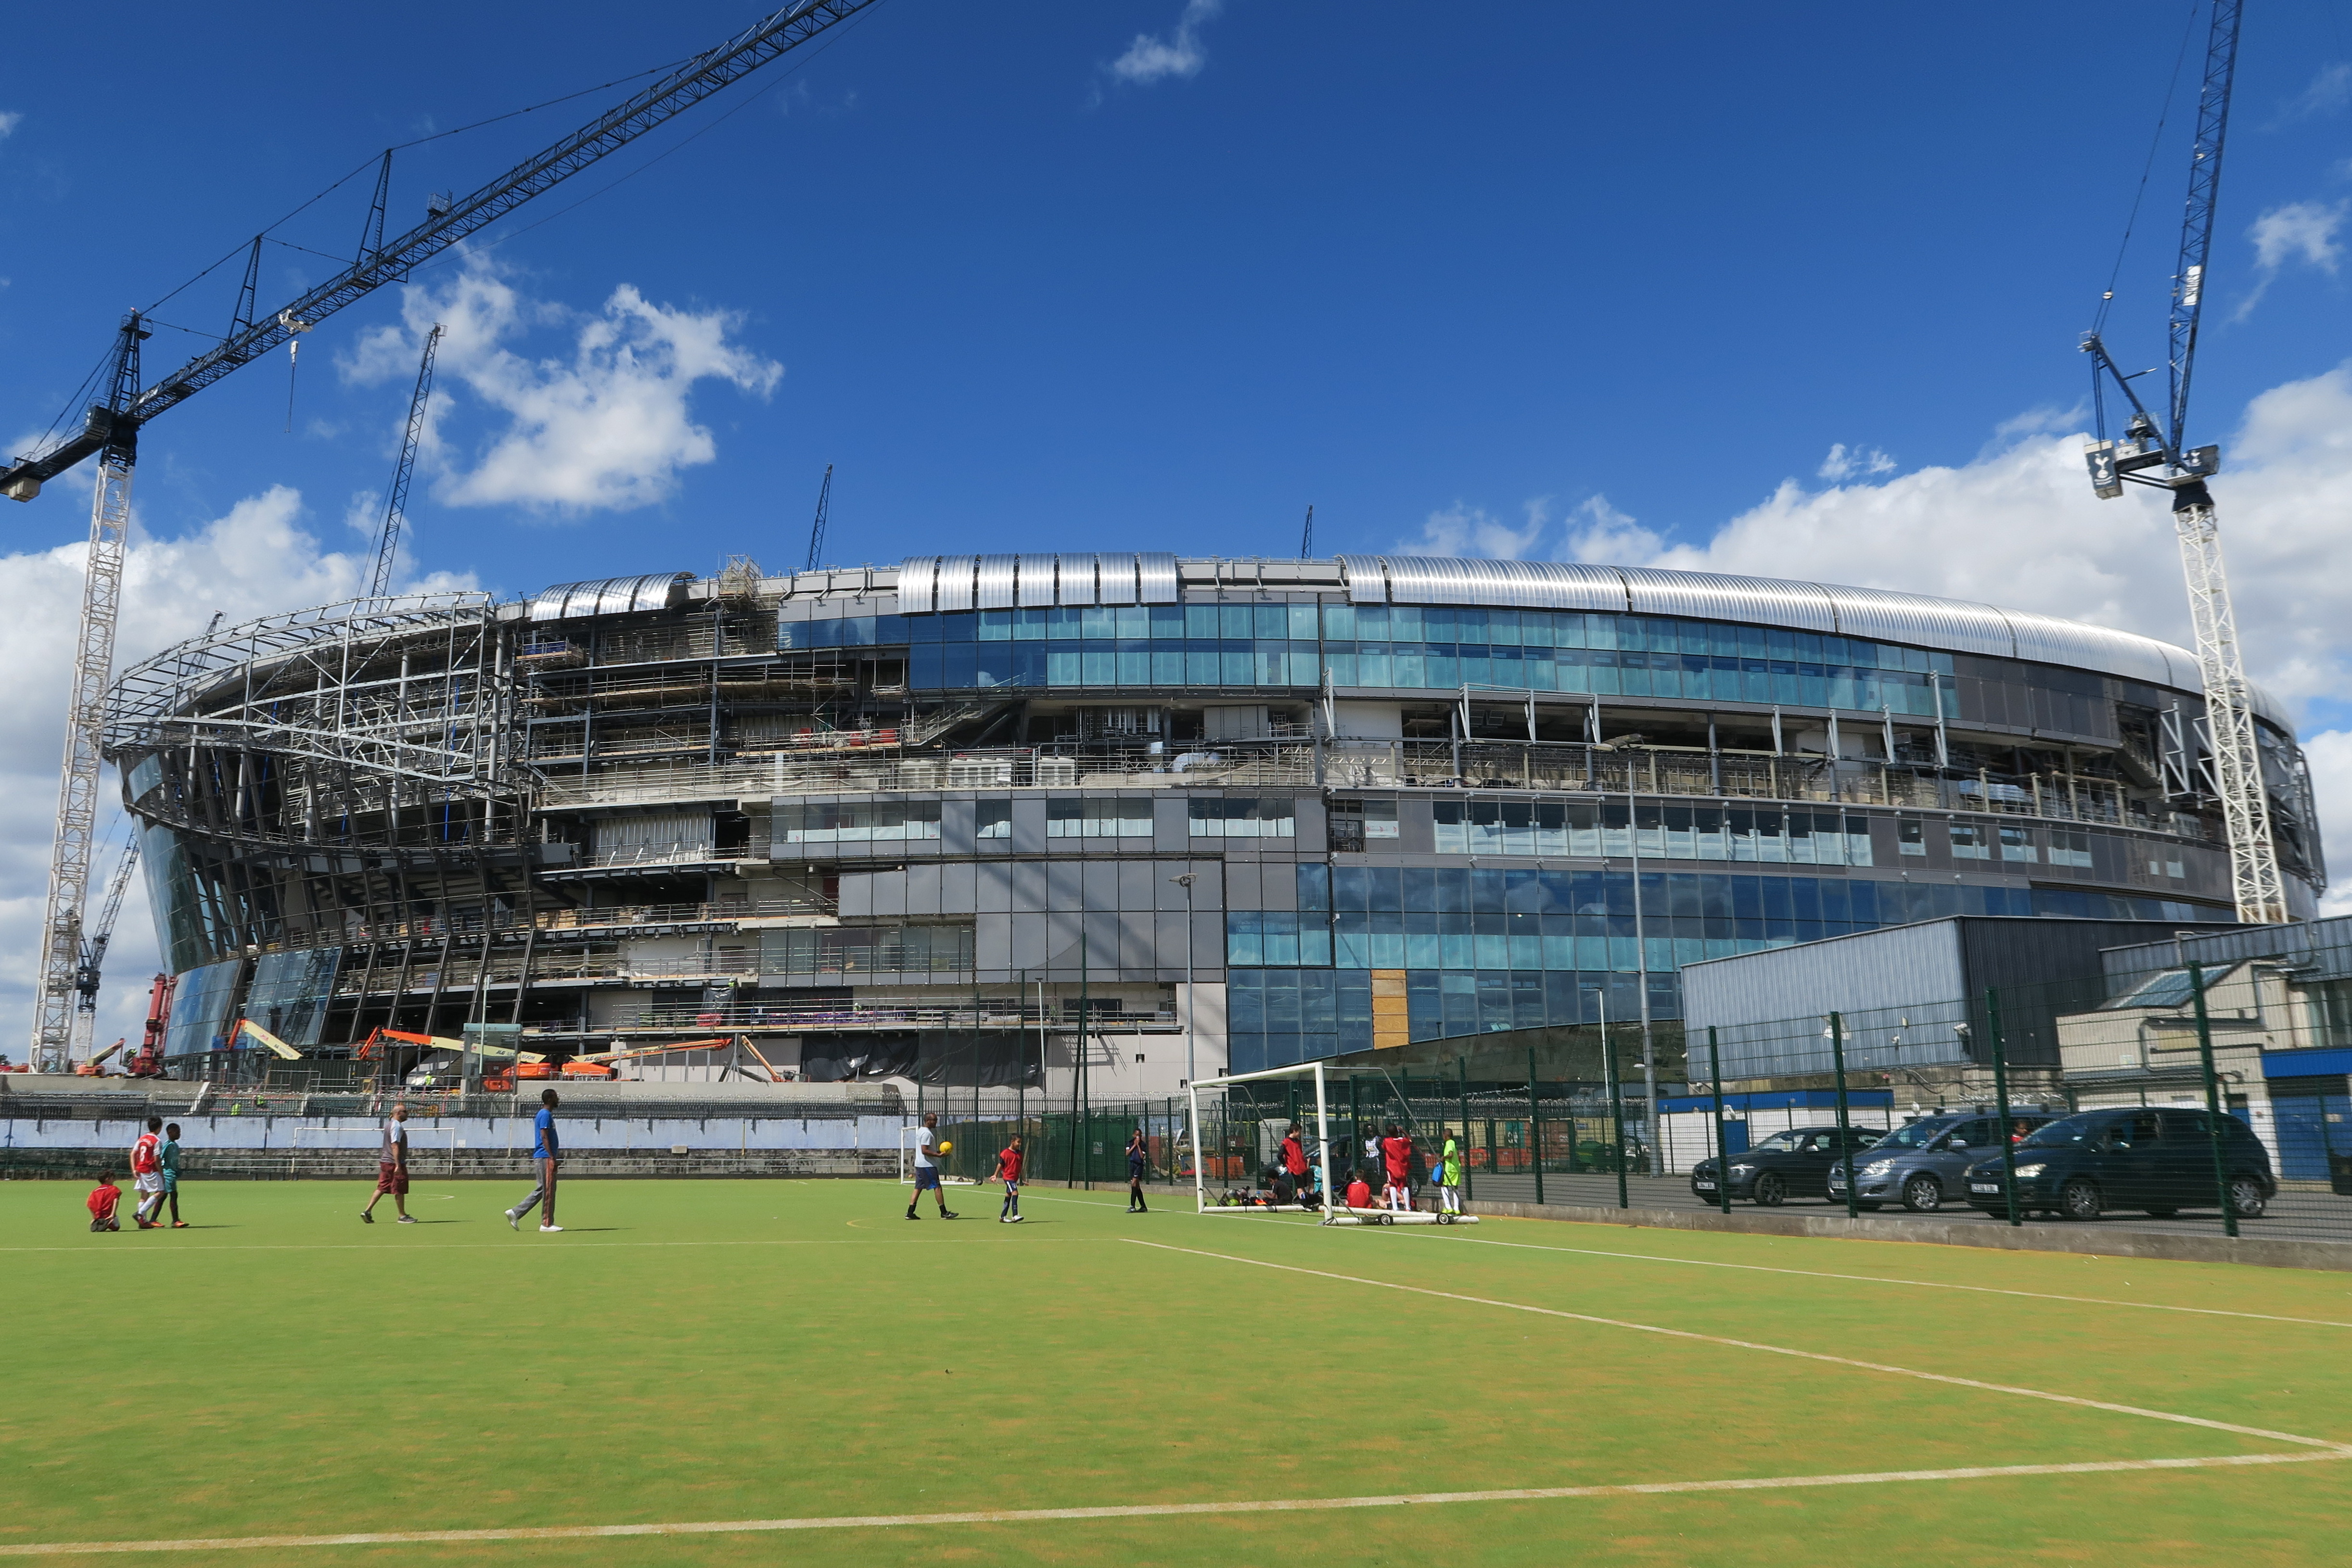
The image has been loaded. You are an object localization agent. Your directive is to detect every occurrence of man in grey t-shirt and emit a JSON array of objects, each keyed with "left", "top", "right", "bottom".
[{"left": 362, "top": 1104, "right": 417, "bottom": 1224}]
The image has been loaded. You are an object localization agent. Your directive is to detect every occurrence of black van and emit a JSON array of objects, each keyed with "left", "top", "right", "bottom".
[{"left": 1961, "top": 1106, "right": 2275, "bottom": 1221}]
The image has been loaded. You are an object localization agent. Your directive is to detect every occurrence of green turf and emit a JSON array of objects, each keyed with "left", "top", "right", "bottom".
[{"left": 6, "top": 1176, "right": 2350, "bottom": 1566}]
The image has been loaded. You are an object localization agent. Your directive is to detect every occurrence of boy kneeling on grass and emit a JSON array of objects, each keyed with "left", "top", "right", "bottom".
[{"left": 87, "top": 1173, "right": 122, "bottom": 1232}]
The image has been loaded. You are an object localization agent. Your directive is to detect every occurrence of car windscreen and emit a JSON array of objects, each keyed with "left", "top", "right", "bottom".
[
  {"left": 2019, "top": 1113, "right": 2109, "bottom": 1148},
  {"left": 1750, "top": 1131, "right": 1805, "bottom": 1154},
  {"left": 1871, "top": 1121, "right": 1954, "bottom": 1150}
]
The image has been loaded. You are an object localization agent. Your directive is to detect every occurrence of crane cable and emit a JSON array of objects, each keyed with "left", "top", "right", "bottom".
[{"left": 2091, "top": 1, "right": 2206, "bottom": 339}]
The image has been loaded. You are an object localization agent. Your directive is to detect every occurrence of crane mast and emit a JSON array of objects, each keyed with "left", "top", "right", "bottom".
[
  {"left": 805, "top": 463, "right": 833, "bottom": 572},
  {"left": 371, "top": 323, "right": 444, "bottom": 598},
  {"left": 2080, "top": 0, "right": 2286, "bottom": 924},
  {"left": 70, "top": 837, "right": 143, "bottom": 1062},
  {"left": 29, "top": 317, "right": 144, "bottom": 1072},
  {"left": 7, "top": 0, "right": 881, "bottom": 1070}
]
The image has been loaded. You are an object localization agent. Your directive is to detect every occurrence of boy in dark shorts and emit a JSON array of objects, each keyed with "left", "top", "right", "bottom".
[
  {"left": 160, "top": 1123, "right": 188, "bottom": 1228},
  {"left": 363, "top": 1104, "right": 416, "bottom": 1224},
  {"left": 87, "top": 1173, "right": 122, "bottom": 1232},
  {"left": 995, "top": 1135, "right": 1025, "bottom": 1223}
]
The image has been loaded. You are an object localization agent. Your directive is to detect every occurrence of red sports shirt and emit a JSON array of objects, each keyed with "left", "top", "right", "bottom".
[
  {"left": 1344, "top": 1179, "right": 1372, "bottom": 1209},
  {"left": 995, "top": 1147, "right": 1023, "bottom": 1182},
  {"left": 1280, "top": 1135, "right": 1307, "bottom": 1176},
  {"left": 1381, "top": 1135, "right": 1411, "bottom": 1179},
  {"left": 131, "top": 1134, "right": 161, "bottom": 1175},
  {"left": 88, "top": 1185, "right": 120, "bottom": 1221}
]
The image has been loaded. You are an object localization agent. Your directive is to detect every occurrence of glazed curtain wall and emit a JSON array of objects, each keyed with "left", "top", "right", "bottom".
[
  {"left": 1224, "top": 863, "right": 2218, "bottom": 1071},
  {"left": 786, "top": 605, "right": 1957, "bottom": 716}
]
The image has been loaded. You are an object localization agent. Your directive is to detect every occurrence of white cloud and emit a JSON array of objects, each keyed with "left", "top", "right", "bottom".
[
  {"left": 2234, "top": 199, "right": 2346, "bottom": 320},
  {"left": 1817, "top": 443, "right": 1896, "bottom": 482},
  {"left": 1396, "top": 497, "right": 1549, "bottom": 559},
  {"left": 345, "top": 258, "right": 781, "bottom": 514},
  {"left": 0, "top": 488, "right": 474, "bottom": 1064},
  {"left": 1561, "top": 494, "right": 1664, "bottom": 564},
  {"left": 2272, "top": 62, "right": 2352, "bottom": 127},
  {"left": 2302, "top": 729, "right": 2352, "bottom": 915},
  {"left": 0, "top": 110, "right": 21, "bottom": 141},
  {"left": 1108, "top": 0, "right": 1224, "bottom": 85}
]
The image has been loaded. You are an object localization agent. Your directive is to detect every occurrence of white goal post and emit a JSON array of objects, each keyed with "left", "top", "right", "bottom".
[
  {"left": 1185, "top": 1060, "right": 1479, "bottom": 1225},
  {"left": 896, "top": 1123, "right": 978, "bottom": 1185}
]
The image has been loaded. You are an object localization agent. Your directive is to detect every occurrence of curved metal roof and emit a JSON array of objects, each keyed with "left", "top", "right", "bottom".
[{"left": 528, "top": 573, "right": 689, "bottom": 622}]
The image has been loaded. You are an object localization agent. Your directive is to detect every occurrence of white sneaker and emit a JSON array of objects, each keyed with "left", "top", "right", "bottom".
[
  {"left": 504, "top": 1209, "right": 519, "bottom": 1231},
  {"left": 1008, "top": 1214, "right": 1024, "bottom": 1223},
  {"left": 539, "top": 1224, "right": 563, "bottom": 1233}
]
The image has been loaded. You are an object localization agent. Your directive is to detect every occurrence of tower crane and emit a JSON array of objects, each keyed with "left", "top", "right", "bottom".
[
  {"left": 69, "top": 836, "right": 142, "bottom": 1064},
  {"left": 805, "top": 462, "right": 834, "bottom": 572},
  {"left": 5, "top": 0, "right": 881, "bottom": 1070},
  {"left": 371, "top": 323, "right": 444, "bottom": 598},
  {"left": 2078, "top": 0, "right": 2287, "bottom": 925}
]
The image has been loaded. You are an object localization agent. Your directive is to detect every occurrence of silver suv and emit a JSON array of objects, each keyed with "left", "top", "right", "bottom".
[{"left": 1828, "top": 1112, "right": 2048, "bottom": 1214}]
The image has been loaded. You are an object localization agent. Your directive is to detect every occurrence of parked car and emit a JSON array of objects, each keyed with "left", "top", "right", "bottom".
[
  {"left": 1690, "top": 1124, "right": 1887, "bottom": 1206},
  {"left": 1827, "top": 1111, "right": 2055, "bottom": 1213},
  {"left": 1962, "top": 1106, "right": 2275, "bottom": 1221}
]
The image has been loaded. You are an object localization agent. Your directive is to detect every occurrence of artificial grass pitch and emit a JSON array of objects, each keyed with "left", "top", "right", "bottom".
[{"left": 5, "top": 1178, "right": 2351, "bottom": 1567}]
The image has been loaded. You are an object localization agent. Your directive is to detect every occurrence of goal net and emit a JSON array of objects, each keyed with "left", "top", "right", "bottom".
[
  {"left": 897, "top": 1124, "right": 979, "bottom": 1185},
  {"left": 1188, "top": 1060, "right": 1477, "bottom": 1225}
]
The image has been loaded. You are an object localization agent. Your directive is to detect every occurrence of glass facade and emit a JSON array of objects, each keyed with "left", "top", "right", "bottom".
[
  {"left": 1434, "top": 800, "right": 1871, "bottom": 863},
  {"left": 787, "top": 606, "right": 1956, "bottom": 716},
  {"left": 162, "top": 958, "right": 244, "bottom": 1059}
]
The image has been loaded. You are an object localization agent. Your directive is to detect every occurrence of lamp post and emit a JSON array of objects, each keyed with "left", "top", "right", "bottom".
[{"left": 1172, "top": 871, "right": 1198, "bottom": 1193}]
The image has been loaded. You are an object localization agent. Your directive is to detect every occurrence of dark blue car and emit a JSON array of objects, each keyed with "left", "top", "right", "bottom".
[{"left": 1963, "top": 1106, "right": 2274, "bottom": 1222}]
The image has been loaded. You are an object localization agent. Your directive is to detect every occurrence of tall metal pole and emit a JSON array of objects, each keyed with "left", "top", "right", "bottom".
[
  {"left": 2184, "top": 958, "right": 2240, "bottom": 1238},
  {"left": 1628, "top": 788, "right": 1658, "bottom": 1173},
  {"left": 1828, "top": 1011, "right": 1858, "bottom": 1219},
  {"left": 31, "top": 315, "right": 142, "bottom": 1072},
  {"left": 1602, "top": 1006, "right": 1628, "bottom": 1210},
  {"left": 1523, "top": 1046, "right": 1545, "bottom": 1207},
  {"left": 1985, "top": 990, "right": 2020, "bottom": 1227},
  {"left": 1458, "top": 1054, "right": 1473, "bottom": 1203},
  {"left": 1172, "top": 873, "right": 1197, "bottom": 1089},
  {"left": 1707, "top": 1026, "right": 1732, "bottom": 1216}
]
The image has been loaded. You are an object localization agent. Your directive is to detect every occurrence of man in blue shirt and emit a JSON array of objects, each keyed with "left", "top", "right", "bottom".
[{"left": 504, "top": 1088, "right": 563, "bottom": 1234}]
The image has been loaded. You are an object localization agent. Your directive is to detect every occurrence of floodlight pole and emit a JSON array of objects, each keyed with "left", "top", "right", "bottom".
[
  {"left": 1828, "top": 1011, "right": 1858, "bottom": 1220},
  {"left": 1188, "top": 1075, "right": 1207, "bottom": 1211},
  {"left": 1707, "top": 1026, "right": 1732, "bottom": 1216}
]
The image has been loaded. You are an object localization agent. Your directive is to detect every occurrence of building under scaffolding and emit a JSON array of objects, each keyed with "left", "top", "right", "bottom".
[{"left": 102, "top": 554, "right": 2324, "bottom": 1092}]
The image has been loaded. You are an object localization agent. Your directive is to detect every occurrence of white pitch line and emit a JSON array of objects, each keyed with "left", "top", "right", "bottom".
[
  {"left": 1127, "top": 1238, "right": 2350, "bottom": 1453},
  {"left": 1, "top": 1451, "right": 2341, "bottom": 1558},
  {"left": 1381, "top": 1228, "right": 2352, "bottom": 1331},
  {"left": 1038, "top": 1190, "right": 2352, "bottom": 1333}
]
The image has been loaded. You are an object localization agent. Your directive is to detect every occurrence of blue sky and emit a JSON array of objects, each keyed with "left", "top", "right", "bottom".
[
  {"left": 3, "top": 0, "right": 2347, "bottom": 588},
  {"left": 6, "top": 0, "right": 2352, "bottom": 1044}
]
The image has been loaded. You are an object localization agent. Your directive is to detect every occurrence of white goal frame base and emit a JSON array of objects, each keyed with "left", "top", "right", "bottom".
[{"left": 1189, "top": 1060, "right": 1343, "bottom": 1224}]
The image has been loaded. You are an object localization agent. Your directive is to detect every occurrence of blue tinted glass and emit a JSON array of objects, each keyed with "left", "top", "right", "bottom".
[{"left": 1296, "top": 863, "right": 1331, "bottom": 911}]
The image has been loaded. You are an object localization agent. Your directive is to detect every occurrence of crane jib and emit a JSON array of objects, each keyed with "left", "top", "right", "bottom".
[{"left": 1, "top": 0, "right": 878, "bottom": 497}]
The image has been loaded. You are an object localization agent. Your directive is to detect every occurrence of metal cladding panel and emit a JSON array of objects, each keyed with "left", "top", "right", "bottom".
[
  {"left": 1623, "top": 569, "right": 1837, "bottom": 631},
  {"left": 933, "top": 556, "right": 979, "bottom": 612},
  {"left": 1095, "top": 554, "right": 1138, "bottom": 605},
  {"left": 973, "top": 554, "right": 1018, "bottom": 610},
  {"left": 2004, "top": 612, "right": 2173, "bottom": 687},
  {"left": 1137, "top": 553, "right": 1180, "bottom": 603},
  {"left": 1338, "top": 555, "right": 1388, "bottom": 604},
  {"left": 1380, "top": 556, "right": 1491, "bottom": 605},
  {"left": 2248, "top": 679, "right": 2291, "bottom": 732},
  {"left": 1512, "top": 561, "right": 1630, "bottom": 611},
  {"left": 528, "top": 572, "right": 688, "bottom": 622},
  {"left": 895, "top": 557, "right": 939, "bottom": 615},
  {"left": 1682, "top": 921, "right": 1968, "bottom": 1033},
  {"left": 1824, "top": 585, "right": 2014, "bottom": 658},
  {"left": 1052, "top": 553, "right": 1099, "bottom": 606},
  {"left": 1015, "top": 553, "right": 1058, "bottom": 607}
]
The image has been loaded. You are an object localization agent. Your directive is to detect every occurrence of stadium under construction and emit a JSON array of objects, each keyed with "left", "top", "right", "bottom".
[{"left": 105, "top": 552, "right": 2325, "bottom": 1094}]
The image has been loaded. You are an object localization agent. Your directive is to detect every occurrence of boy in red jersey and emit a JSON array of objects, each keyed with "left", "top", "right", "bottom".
[
  {"left": 1343, "top": 1169, "right": 1373, "bottom": 1211},
  {"left": 87, "top": 1173, "right": 122, "bottom": 1232},
  {"left": 130, "top": 1117, "right": 166, "bottom": 1228},
  {"left": 1380, "top": 1122, "right": 1413, "bottom": 1211},
  {"left": 995, "top": 1135, "right": 1025, "bottom": 1224}
]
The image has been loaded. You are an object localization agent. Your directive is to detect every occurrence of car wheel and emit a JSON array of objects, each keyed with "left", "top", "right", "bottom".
[
  {"left": 2059, "top": 1178, "right": 2102, "bottom": 1222},
  {"left": 2226, "top": 1176, "right": 2268, "bottom": 1219},
  {"left": 1752, "top": 1173, "right": 1787, "bottom": 1207},
  {"left": 1901, "top": 1174, "right": 1943, "bottom": 1213}
]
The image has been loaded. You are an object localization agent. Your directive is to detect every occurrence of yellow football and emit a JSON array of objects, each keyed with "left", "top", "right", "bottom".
[{"left": 938, "top": 1140, "right": 952, "bottom": 1153}]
